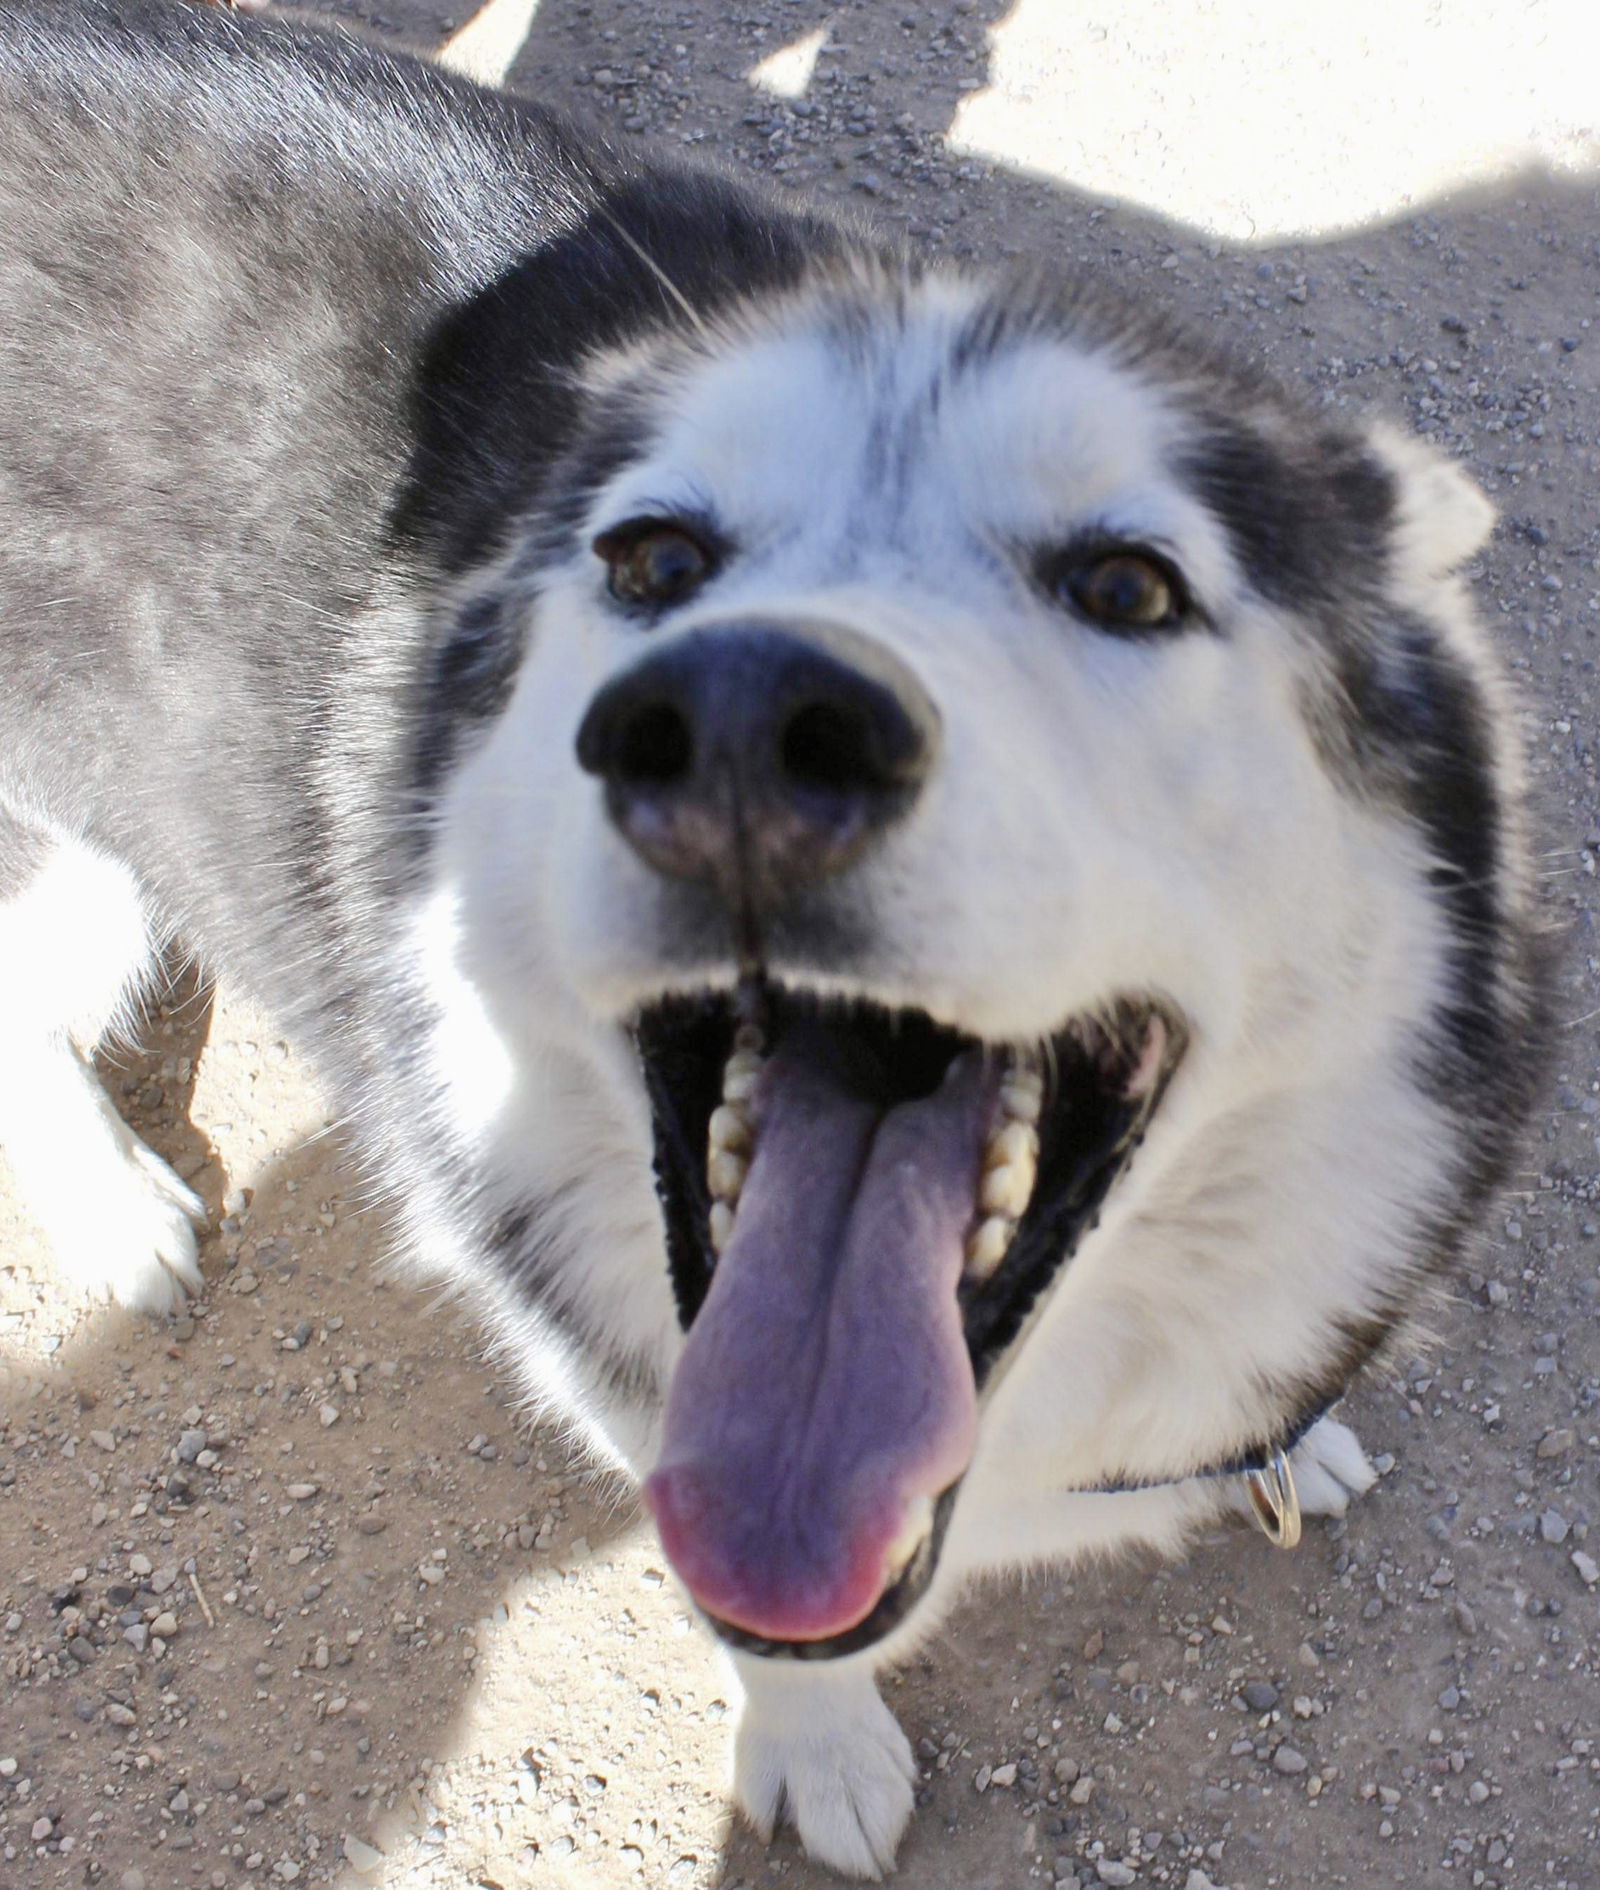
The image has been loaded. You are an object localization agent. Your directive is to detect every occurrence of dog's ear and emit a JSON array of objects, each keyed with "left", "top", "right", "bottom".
[{"left": 1365, "top": 423, "right": 1495, "bottom": 582}]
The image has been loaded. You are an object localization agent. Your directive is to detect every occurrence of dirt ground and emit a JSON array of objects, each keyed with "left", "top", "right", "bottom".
[{"left": 3, "top": 3, "right": 1599, "bottom": 1888}]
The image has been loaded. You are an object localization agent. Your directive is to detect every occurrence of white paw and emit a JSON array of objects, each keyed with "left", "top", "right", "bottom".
[
  {"left": 1290, "top": 1415, "right": 1377, "bottom": 1518},
  {"left": 0, "top": 1037, "right": 207, "bottom": 1316},
  {"left": 45, "top": 1129, "right": 206, "bottom": 1315},
  {"left": 732, "top": 1657, "right": 915, "bottom": 1880}
]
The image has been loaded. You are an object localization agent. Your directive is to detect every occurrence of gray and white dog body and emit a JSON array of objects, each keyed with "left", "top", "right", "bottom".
[{"left": 0, "top": 3, "right": 1543, "bottom": 1874}]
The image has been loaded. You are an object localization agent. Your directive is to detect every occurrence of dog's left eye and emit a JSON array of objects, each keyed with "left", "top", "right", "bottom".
[
  {"left": 1047, "top": 548, "right": 1189, "bottom": 632},
  {"left": 594, "top": 521, "right": 715, "bottom": 609}
]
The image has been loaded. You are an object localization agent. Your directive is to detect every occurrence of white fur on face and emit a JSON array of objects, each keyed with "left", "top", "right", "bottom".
[{"left": 466, "top": 284, "right": 1415, "bottom": 1059}]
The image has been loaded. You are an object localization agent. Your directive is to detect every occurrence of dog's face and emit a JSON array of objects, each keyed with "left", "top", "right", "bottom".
[{"left": 416, "top": 267, "right": 1525, "bottom": 1658}]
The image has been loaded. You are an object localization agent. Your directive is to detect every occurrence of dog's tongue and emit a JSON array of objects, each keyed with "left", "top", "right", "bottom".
[{"left": 645, "top": 1024, "right": 989, "bottom": 1642}]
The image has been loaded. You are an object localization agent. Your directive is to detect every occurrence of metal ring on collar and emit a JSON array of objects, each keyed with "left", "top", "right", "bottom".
[{"left": 1243, "top": 1448, "right": 1302, "bottom": 1550}]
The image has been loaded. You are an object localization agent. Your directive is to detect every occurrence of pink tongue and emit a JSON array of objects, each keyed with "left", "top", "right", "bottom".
[{"left": 645, "top": 1028, "right": 989, "bottom": 1642}]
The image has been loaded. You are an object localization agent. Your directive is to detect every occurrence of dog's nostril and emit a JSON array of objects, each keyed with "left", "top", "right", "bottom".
[
  {"left": 579, "top": 623, "right": 939, "bottom": 894},
  {"left": 615, "top": 702, "right": 694, "bottom": 786},
  {"left": 779, "top": 701, "right": 883, "bottom": 796}
]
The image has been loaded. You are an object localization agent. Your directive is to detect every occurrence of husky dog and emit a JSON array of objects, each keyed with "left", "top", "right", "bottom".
[{"left": 0, "top": 1, "right": 1544, "bottom": 1875}]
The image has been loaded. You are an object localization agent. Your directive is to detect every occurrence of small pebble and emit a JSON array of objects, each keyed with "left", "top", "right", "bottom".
[{"left": 343, "top": 1835, "right": 384, "bottom": 1873}]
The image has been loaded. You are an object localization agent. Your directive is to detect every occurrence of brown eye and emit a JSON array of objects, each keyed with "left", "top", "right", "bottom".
[
  {"left": 1053, "top": 549, "right": 1188, "bottom": 631},
  {"left": 595, "top": 522, "right": 714, "bottom": 609}
]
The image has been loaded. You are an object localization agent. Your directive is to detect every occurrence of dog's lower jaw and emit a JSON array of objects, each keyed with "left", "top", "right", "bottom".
[{"left": 730, "top": 1651, "right": 915, "bottom": 1881}]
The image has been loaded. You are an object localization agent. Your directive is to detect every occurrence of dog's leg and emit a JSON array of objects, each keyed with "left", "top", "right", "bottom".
[
  {"left": 0, "top": 819, "right": 204, "bottom": 1313},
  {"left": 730, "top": 1652, "right": 915, "bottom": 1880}
]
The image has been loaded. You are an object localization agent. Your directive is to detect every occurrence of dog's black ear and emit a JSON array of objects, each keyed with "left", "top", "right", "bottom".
[{"left": 392, "top": 163, "right": 844, "bottom": 575}]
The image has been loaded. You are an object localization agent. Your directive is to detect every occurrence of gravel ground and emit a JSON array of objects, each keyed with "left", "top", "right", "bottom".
[{"left": 3, "top": 4, "right": 1600, "bottom": 1888}]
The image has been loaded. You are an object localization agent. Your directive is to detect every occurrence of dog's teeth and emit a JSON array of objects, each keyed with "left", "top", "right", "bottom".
[
  {"left": 882, "top": 1494, "right": 934, "bottom": 1582},
  {"left": 708, "top": 1102, "right": 752, "bottom": 1155},
  {"left": 707, "top": 1147, "right": 749, "bottom": 1203},
  {"left": 963, "top": 1214, "right": 1015, "bottom": 1282},
  {"left": 980, "top": 1159, "right": 1034, "bottom": 1220},
  {"left": 984, "top": 1119, "right": 1038, "bottom": 1172},
  {"left": 722, "top": 1048, "right": 764, "bottom": 1106},
  {"left": 1000, "top": 1067, "right": 1044, "bottom": 1125},
  {"left": 708, "top": 1038, "right": 764, "bottom": 1236},
  {"left": 980, "top": 1112, "right": 1038, "bottom": 1219}
]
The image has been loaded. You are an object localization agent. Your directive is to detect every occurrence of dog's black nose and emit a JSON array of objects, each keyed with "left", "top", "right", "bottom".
[{"left": 576, "top": 623, "right": 939, "bottom": 902}]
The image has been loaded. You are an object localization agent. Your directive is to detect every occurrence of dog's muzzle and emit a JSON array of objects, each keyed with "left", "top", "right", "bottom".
[{"left": 575, "top": 620, "right": 940, "bottom": 916}]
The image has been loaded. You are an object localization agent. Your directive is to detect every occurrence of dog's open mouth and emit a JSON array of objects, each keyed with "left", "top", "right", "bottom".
[{"left": 633, "top": 984, "right": 1185, "bottom": 1659}]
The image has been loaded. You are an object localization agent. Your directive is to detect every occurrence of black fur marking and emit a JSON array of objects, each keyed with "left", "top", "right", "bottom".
[
  {"left": 1352, "top": 612, "right": 1504, "bottom": 1059},
  {"left": 1178, "top": 420, "right": 1397, "bottom": 611},
  {"left": 536, "top": 384, "right": 673, "bottom": 553},
  {"left": 410, "top": 588, "right": 529, "bottom": 802},
  {"left": 392, "top": 171, "right": 847, "bottom": 576}
]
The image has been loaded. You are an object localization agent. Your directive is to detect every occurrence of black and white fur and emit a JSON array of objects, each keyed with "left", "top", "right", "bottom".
[{"left": 0, "top": 3, "right": 1544, "bottom": 1876}]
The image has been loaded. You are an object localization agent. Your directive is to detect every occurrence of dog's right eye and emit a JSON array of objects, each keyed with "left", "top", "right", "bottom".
[
  {"left": 594, "top": 521, "right": 715, "bottom": 610},
  {"left": 1041, "top": 545, "right": 1195, "bottom": 634}
]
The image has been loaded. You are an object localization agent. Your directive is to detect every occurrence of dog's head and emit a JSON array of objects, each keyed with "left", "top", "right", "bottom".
[{"left": 408, "top": 250, "right": 1539, "bottom": 1659}]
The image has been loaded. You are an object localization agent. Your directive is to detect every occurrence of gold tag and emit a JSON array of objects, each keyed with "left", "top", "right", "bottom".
[{"left": 1243, "top": 1449, "right": 1302, "bottom": 1550}]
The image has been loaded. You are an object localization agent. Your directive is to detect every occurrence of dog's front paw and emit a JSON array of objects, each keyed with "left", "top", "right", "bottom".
[
  {"left": 1290, "top": 1414, "right": 1377, "bottom": 1517},
  {"left": 35, "top": 1130, "right": 205, "bottom": 1315},
  {"left": 732, "top": 1656, "right": 915, "bottom": 1879}
]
